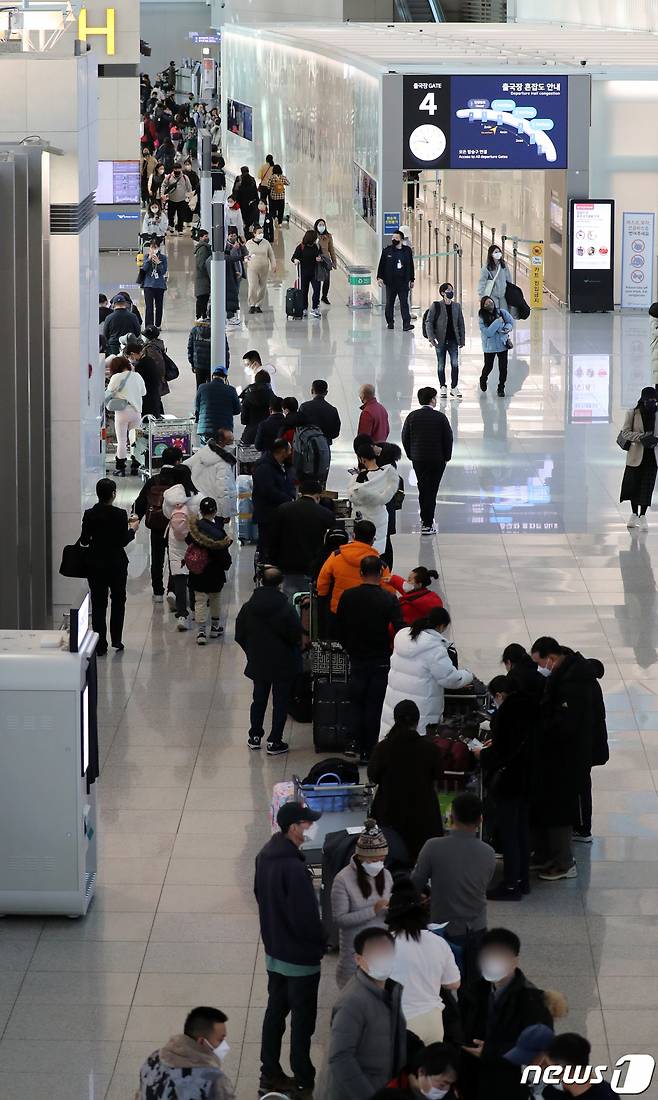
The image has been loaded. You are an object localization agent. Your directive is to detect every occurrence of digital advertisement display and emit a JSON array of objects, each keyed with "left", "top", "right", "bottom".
[
  {"left": 403, "top": 75, "right": 568, "bottom": 171},
  {"left": 569, "top": 354, "right": 611, "bottom": 424},
  {"left": 572, "top": 202, "right": 612, "bottom": 270},
  {"left": 96, "top": 161, "right": 140, "bottom": 205},
  {"left": 227, "top": 98, "right": 253, "bottom": 141},
  {"left": 352, "top": 162, "right": 377, "bottom": 231}
]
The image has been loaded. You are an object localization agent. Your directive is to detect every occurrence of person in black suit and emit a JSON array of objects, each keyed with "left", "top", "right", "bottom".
[
  {"left": 80, "top": 478, "right": 140, "bottom": 655},
  {"left": 253, "top": 201, "right": 275, "bottom": 243}
]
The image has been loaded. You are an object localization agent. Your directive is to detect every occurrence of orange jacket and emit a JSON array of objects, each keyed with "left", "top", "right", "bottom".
[{"left": 317, "top": 540, "right": 394, "bottom": 613}]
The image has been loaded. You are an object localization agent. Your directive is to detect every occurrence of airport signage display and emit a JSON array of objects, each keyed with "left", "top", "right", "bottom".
[
  {"left": 568, "top": 199, "right": 615, "bottom": 312},
  {"left": 403, "top": 75, "right": 568, "bottom": 171},
  {"left": 621, "top": 211, "right": 655, "bottom": 309}
]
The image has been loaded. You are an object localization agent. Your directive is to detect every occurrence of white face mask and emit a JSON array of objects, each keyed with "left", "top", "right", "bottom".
[
  {"left": 480, "top": 955, "right": 511, "bottom": 983},
  {"left": 362, "top": 860, "right": 384, "bottom": 876},
  {"left": 317, "top": 223, "right": 326, "bottom": 233},
  {"left": 538, "top": 665, "right": 551, "bottom": 678},
  {"left": 492, "top": 250, "right": 502, "bottom": 261},
  {"left": 366, "top": 953, "right": 395, "bottom": 981},
  {"left": 402, "top": 580, "right": 415, "bottom": 593},
  {"left": 253, "top": 234, "right": 263, "bottom": 242},
  {"left": 206, "top": 1038, "right": 230, "bottom": 1060},
  {"left": 422, "top": 1087, "right": 450, "bottom": 1100},
  {"left": 303, "top": 822, "right": 319, "bottom": 842}
]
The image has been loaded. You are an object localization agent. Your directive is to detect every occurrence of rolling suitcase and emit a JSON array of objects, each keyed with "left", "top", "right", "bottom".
[
  {"left": 286, "top": 285, "right": 304, "bottom": 320},
  {"left": 312, "top": 678, "right": 352, "bottom": 753}
]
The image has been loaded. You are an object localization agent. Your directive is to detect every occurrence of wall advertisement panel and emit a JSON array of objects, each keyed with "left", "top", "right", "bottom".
[
  {"left": 568, "top": 199, "right": 615, "bottom": 312},
  {"left": 621, "top": 212, "right": 655, "bottom": 309}
]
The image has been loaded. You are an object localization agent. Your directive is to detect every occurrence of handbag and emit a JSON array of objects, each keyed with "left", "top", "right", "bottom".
[
  {"left": 504, "top": 335, "right": 514, "bottom": 350},
  {"left": 505, "top": 281, "right": 530, "bottom": 320},
  {"left": 616, "top": 430, "right": 631, "bottom": 452},
  {"left": 188, "top": 191, "right": 198, "bottom": 212},
  {"left": 318, "top": 253, "right": 332, "bottom": 282},
  {"left": 136, "top": 266, "right": 146, "bottom": 287},
  {"left": 163, "top": 352, "right": 179, "bottom": 382},
  {"left": 392, "top": 475, "right": 405, "bottom": 511},
  {"left": 59, "top": 540, "right": 90, "bottom": 578},
  {"left": 104, "top": 371, "right": 130, "bottom": 412}
]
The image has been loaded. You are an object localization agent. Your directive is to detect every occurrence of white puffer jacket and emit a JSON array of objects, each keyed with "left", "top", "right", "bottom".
[
  {"left": 379, "top": 627, "right": 473, "bottom": 739},
  {"left": 347, "top": 464, "right": 399, "bottom": 554},
  {"left": 162, "top": 484, "right": 201, "bottom": 575},
  {"left": 184, "top": 443, "right": 237, "bottom": 520}
]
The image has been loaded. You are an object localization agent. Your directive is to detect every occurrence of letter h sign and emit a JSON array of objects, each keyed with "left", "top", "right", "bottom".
[{"left": 78, "top": 8, "right": 116, "bottom": 55}]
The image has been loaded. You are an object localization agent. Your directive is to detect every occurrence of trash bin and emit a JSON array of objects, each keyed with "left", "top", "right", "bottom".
[{"left": 348, "top": 266, "right": 372, "bottom": 309}]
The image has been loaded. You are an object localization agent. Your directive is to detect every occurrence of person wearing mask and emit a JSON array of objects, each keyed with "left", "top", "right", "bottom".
[
  {"left": 254, "top": 200, "right": 275, "bottom": 243},
  {"left": 316, "top": 519, "right": 393, "bottom": 619},
  {"left": 186, "top": 496, "right": 233, "bottom": 646},
  {"left": 163, "top": 164, "right": 192, "bottom": 234},
  {"left": 133, "top": 446, "right": 183, "bottom": 602},
  {"left": 348, "top": 443, "right": 399, "bottom": 555},
  {"left": 225, "top": 195, "right": 245, "bottom": 241},
  {"left": 380, "top": 608, "right": 473, "bottom": 739},
  {"left": 473, "top": 675, "right": 535, "bottom": 901},
  {"left": 99, "top": 293, "right": 111, "bottom": 325},
  {"left": 377, "top": 231, "right": 415, "bottom": 332},
  {"left": 187, "top": 314, "right": 212, "bottom": 387},
  {"left": 316, "top": 927, "right": 406, "bottom": 1100},
  {"left": 460, "top": 928, "right": 553, "bottom": 1100},
  {"left": 542, "top": 1033, "right": 616, "bottom": 1099},
  {"left": 195, "top": 366, "right": 241, "bottom": 444},
  {"left": 258, "top": 153, "right": 275, "bottom": 203},
  {"left": 194, "top": 228, "right": 212, "bottom": 320},
  {"left": 225, "top": 228, "right": 247, "bottom": 328},
  {"left": 281, "top": 396, "right": 299, "bottom": 445},
  {"left": 137, "top": 1005, "right": 236, "bottom": 1100},
  {"left": 503, "top": 1023, "right": 556, "bottom": 1098},
  {"left": 425, "top": 282, "right": 466, "bottom": 399},
  {"left": 357, "top": 384, "right": 390, "bottom": 442},
  {"left": 477, "top": 242, "right": 511, "bottom": 312},
  {"left": 619, "top": 386, "right": 658, "bottom": 529},
  {"left": 314, "top": 217, "right": 337, "bottom": 304},
  {"left": 388, "top": 567, "right": 443, "bottom": 626},
  {"left": 351, "top": 435, "right": 403, "bottom": 571},
  {"left": 234, "top": 165, "right": 260, "bottom": 232},
  {"left": 267, "top": 479, "right": 334, "bottom": 598},
  {"left": 155, "top": 136, "right": 176, "bottom": 174},
  {"left": 292, "top": 229, "right": 323, "bottom": 318},
  {"left": 103, "top": 292, "right": 141, "bottom": 355},
  {"left": 141, "top": 240, "right": 169, "bottom": 328},
  {"left": 268, "top": 164, "right": 289, "bottom": 226},
  {"left": 401, "top": 387, "right": 454, "bottom": 536},
  {"left": 502, "top": 642, "right": 546, "bottom": 703},
  {"left": 141, "top": 199, "right": 168, "bottom": 247},
  {"left": 211, "top": 150, "right": 226, "bottom": 194},
  {"left": 184, "top": 428, "right": 237, "bottom": 522},
  {"left": 149, "top": 162, "right": 167, "bottom": 203},
  {"left": 140, "top": 145, "right": 157, "bottom": 204},
  {"left": 387, "top": 878, "right": 461, "bottom": 1045},
  {"left": 182, "top": 157, "right": 200, "bottom": 219},
  {"left": 412, "top": 793, "right": 496, "bottom": 979},
  {"left": 254, "top": 801, "right": 325, "bottom": 1096},
  {"left": 408, "top": 1043, "right": 461, "bottom": 1100},
  {"left": 79, "top": 477, "right": 139, "bottom": 655},
  {"left": 337, "top": 556, "right": 404, "bottom": 762},
  {"left": 255, "top": 396, "right": 286, "bottom": 453},
  {"left": 478, "top": 295, "right": 514, "bottom": 397},
  {"left": 369, "top": 700, "right": 445, "bottom": 862},
  {"left": 124, "top": 334, "right": 164, "bottom": 419},
  {"left": 299, "top": 379, "right": 341, "bottom": 446},
  {"left": 245, "top": 225, "right": 276, "bottom": 313},
  {"left": 252, "top": 439, "right": 296, "bottom": 559},
  {"left": 104, "top": 355, "right": 146, "bottom": 477},
  {"left": 331, "top": 820, "right": 393, "bottom": 989},
  {"left": 162, "top": 465, "right": 201, "bottom": 630},
  {"left": 239, "top": 368, "right": 273, "bottom": 444}
]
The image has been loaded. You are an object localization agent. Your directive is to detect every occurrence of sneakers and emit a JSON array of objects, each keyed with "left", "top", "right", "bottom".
[
  {"left": 421, "top": 523, "right": 437, "bottom": 536},
  {"left": 226, "top": 314, "right": 241, "bottom": 327},
  {"left": 450, "top": 387, "right": 462, "bottom": 398},
  {"left": 344, "top": 741, "right": 359, "bottom": 758},
  {"left": 479, "top": 377, "right": 487, "bottom": 392},
  {"left": 487, "top": 883, "right": 522, "bottom": 901},
  {"left": 255, "top": 306, "right": 263, "bottom": 313},
  {"left": 311, "top": 308, "right": 321, "bottom": 318},
  {"left": 209, "top": 619, "right": 224, "bottom": 639},
  {"left": 266, "top": 740, "right": 289, "bottom": 756},
  {"left": 249, "top": 305, "right": 256, "bottom": 314},
  {"left": 640, "top": 515, "right": 649, "bottom": 530},
  {"left": 166, "top": 593, "right": 177, "bottom": 612},
  {"left": 627, "top": 515, "right": 640, "bottom": 528},
  {"left": 402, "top": 323, "right": 415, "bottom": 331},
  {"left": 196, "top": 630, "right": 207, "bottom": 646},
  {"left": 439, "top": 385, "right": 448, "bottom": 399},
  {"left": 538, "top": 862, "right": 578, "bottom": 881},
  {"left": 152, "top": 594, "right": 164, "bottom": 603},
  {"left": 176, "top": 616, "right": 189, "bottom": 632},
  {"left": 572, "top": 830, "right": 592, "bottom": 844},
  {"left": 247, "top": 734, "right": 262, "bottom": 751},
  {"left": 302, "top": 310, "right": 308, "bottom": 318}
]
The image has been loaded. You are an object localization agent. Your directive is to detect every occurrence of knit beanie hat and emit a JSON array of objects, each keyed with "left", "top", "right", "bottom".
[{"left": 355, "top": 818, "right": 388, "bottom": 860}]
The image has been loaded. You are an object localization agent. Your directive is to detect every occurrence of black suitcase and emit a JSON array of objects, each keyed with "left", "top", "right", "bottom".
[
  {"left": 286, "top": 286, "right": 304, "bottom": 319},
  {"left": 312, "top": 677, "right": 352, "bottom": 753}
]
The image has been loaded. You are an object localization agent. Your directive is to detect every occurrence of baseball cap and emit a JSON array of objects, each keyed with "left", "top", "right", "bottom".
[
  {"left": 504, "top": 1024, "right": 555, "bottom": 1066},
  {"left": 112, "top": 292, "right": 131, "bottom": 305},
  {"left": 276, "top": 802, "right": 322, "bottom": 831},
  {"left": 212, "top": 366, "right": 228, "bottom": 377}
]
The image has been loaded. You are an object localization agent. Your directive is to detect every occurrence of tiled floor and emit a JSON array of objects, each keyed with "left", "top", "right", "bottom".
[{"left": 3, "top": 227, "right": 658, "bottom": 1096}]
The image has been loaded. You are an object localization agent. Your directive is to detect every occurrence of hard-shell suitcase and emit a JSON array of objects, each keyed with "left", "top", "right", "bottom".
[
  {"left": 237, "top": 474, "right": 258, "bottom": 545},
  {"left": 312, "top": 678, "right": 352, "bottom": 753},
  {"left": 286, "top": 286, "right": 304, "bottom": 320}
]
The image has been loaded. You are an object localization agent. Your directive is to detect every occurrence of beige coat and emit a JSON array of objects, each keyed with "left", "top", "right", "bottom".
[{"left": 621, "top": 407, "right": 656, "bottom": 467}]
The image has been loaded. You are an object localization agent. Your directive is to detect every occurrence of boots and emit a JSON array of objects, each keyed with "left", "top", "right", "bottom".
[
  {"left": 130, "top": 457, "right": 140, "bottom": 475},
  {"left": 114, "top": 457, "right": 127, "bottom": 477}
]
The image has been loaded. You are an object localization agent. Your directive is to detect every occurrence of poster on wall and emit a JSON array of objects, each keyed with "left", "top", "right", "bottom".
[
  {"left": 572, "top": 202, "right": 612, "bottom": 270},
  {"left": 97, "top": 161, "right": 140, "bottom": 204},
  {"left": 402, "top": 75, "right": 568, "bottom": 171},
  {"left": 353, "top": 162, "right": 377, "bottom": 231},
  {"left": 621, "top": 212, "right": 655, "bottom": 309},
  {"left": 569, "top": 354, "right": 611, "bottom": 423},
  {"left": 227, "top": 98, "right": 253, "bottom": 141}
]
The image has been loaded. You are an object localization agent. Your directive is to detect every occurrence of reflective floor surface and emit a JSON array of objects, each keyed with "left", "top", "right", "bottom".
[{"left": 2, "top": 227, "right": 658, "bottom": 1097}]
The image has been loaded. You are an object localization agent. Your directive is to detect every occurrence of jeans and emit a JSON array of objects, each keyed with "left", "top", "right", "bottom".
[
  {"left": 481, "top": 350, "right": 509, "bottom": 390},
  {"left": 114, "top": 406, "right": 141, "bottom": 460},
  {"left": 496, "top": 795, "right": 530, "bottom": 889},
  {"left": 88, "top": 565, "right": 128, "bottom": 649},
  {"left": 150, "top": 527, "right": 167, "bottom": 596},
  {"left": 412, "top": 460, "right": 446, "bottom": 527},
  {"left": 385, "top": 283, "right": 411, "bottom": 326},
  {"left": 196, "top": 591, "right": 221, "bottom": 628},
  {"left": 249, "top": 679, "right": 291, "bottom": 744},
  {"left": 348, "top": 658, "right": 390, "bottom": 758},
  {"left": 144, "top": 287, "right": 165, "bottom": 327},
  {"left": 195, "top": 293, "right": 209, "bottom": 319},
  {"left": 436, "top": 339, "right": 460, "bottom": 388},
  {"left": 261, "top": 969, "right": 320, "bottom": 1087},
  {"left": 300, "top": 272, "right": 321, "bottom": 312},
  {"left": 270, "top": 197, "right": 285, "bottom": 225}
]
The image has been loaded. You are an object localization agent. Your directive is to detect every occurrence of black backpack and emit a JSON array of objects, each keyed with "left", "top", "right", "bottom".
[
  {"left": 422, "top": 301, "right": 438, "bottom": 340},
  {"left": 302, "top": 758, "right": 360, "bottom": 786}
]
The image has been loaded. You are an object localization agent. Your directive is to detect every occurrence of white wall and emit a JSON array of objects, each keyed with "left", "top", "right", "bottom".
[
  {"left": 510, "top": 0, "right": 658, "bottom": 30},
  {"left": 140, "top": 1, "right": 215, "bottom": 77},
  {"left": 222, "top": 29, "right": 381, "bottom": 271},
  {"left": 437, "top": 167, "right": 549, "bottom": 245}
]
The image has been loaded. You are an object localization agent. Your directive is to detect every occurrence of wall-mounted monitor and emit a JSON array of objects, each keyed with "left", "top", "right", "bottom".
[
  {"left": 96, "top": 160, "right": 140, "bottom": 204},
  {"left": 227, "top": 98, "right": 253, "bottom": 141},
  {"left": 569, "top": 199, "right": 615, "bottom": 312}
]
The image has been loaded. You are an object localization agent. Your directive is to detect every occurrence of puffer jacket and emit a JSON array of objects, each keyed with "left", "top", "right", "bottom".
[
  {"left": 347, "top": 465, "right": 399, "bottom": 555},
  {"left": 478, "top": 308, "right": 513, "bottom": 354},
  {"left": 184, "top": 442, "right": 237, "bottom": 519},
  {"left": 162, "top": 484, "right": 200, "bottom": 576},
  {"left": 317, "top": 540, "right": 394, "bottom": 614},
  {"left": 379, "top": 628, "right": 473, "bottom": 739},
  {"left": 136, "top": 1033, "right": 235, "bottom": 1100}
]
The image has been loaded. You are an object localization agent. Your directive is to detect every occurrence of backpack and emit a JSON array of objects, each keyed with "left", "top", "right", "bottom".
[
  {"left": 145, "top": 482, "right": 168, "bottom": 531},
  {"left": 183, "top": 543, "right": 209, "bottom": 574},
  {"left": 169, "top": 504, "right": 190, "bottom": 541},
  {"left": 302, "top": 758, "right": 360, "bottom": 786},
  {"left": 293, "top": 425, "right": 330, "bottom": 480},
  {"left": 422, "top": 301, "right": 438, "bottom": 341}
]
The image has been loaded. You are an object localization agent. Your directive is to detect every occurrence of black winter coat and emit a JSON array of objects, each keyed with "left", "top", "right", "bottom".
[
  {"left": 479, "top": 691, "right": 535, "bottom": 799},
  {"left": 506, "top": 653, "right": 545, "bottom": 703},
  {"left": 299, "top": 395, "right": 341, "bottom": 444},
  {"left": 292, "top": 241, "right": 321, "bottom": 281},
  {"left": 194, "top": 240, "right": 211, "bottom": 297},
  {"left": 103, "top": 309, "right": 141, "bottom": 355},
  {"left": 235, "top": 586, "right": 302, "bottom": 682},
  {"left": 240, "top": 381, "right": 272, "bottom": 443},
  {"left": 252, "top": 453, "right": 296, "bottom": 527},
  {"left": 80, "top": 503, "right": 135, "bottom": 571},
  {"left": 136, "top": 347, "right": 165, "bottom": 418},
  {"left": 401, "top": 406, "right": 453, "bottom": 464},
  {"left": 254, "top": 832, "right": 325, "bottom": 965},
  {"left": 186, "top": 514, "right": 232, "bottom": 594},
  {"left": 187, "top": 321, "right": 211, "bottom": 374},
  {"left": 267, "top": 496, "right": 334, "bottom": 576},
  {"left": 254, "top": 412, "right": 286, "bottom": 454},
  {"left": 376, "top": 243, "right": 415, "bottom": 286},
  {"left": 368, "top": 728, "right": 444, "bottom": 862},
  {"left": 459, "top": 968, "right": 553, "bottom": 1100}
]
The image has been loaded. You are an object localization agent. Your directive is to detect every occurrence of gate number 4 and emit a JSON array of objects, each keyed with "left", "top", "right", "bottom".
[{"left": 419, "top": 92, "right": 438, "bottom": 116}]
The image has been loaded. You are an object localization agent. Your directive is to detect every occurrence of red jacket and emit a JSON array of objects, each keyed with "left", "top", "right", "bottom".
[
  {"left": 389, "top": 574, "right": 444, "bottom": 625},
  {"left": 358, "top": 398, "right": 390, "bottom": 442}
]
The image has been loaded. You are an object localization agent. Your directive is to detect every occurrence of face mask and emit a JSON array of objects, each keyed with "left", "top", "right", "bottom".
[
  {"left": 317, "top": 223, "right": 326, "bottom": 233},
  {"left": 443, "top": 290, "right": 454, "bottom": 300},
  {"left": 492, "top": 250, "right": 502, "bottom": 261},
  {"left": 206, "top": 1038, "right": 230, "bottom": 1060},
  {"left": 303, "top": 822, "right": 319, "bottom": 842},
  {"left": 366, "top": 953, "right": 395, "bottom": 981},
  {"left": 362, "top": 860, "right": 384, "bottom": 876},
  {"left": 422, "top": 1087, "right": 450, "bottom": 1100},
  {"left": 402, "top": 580, "right": 416, "bottom": 593},
  {"left": 538, "top": 665, "right": 551, "bottom": 678},
  {"left": 253, "top": 234, "right": 263, "bottom": 242},
  {"left": 393, "top": 239, "right": 402, "bottom": 248},
  {"left": 484, "top": 303, "right": 494, "bottom": 312},
  {"left": 150, "top": 208, "right": 158, "bottom": 214},
  {"left": 480, "top": 956, "right": 510, "bottom": 983}
]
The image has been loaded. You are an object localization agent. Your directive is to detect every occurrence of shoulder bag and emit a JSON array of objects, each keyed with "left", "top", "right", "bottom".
[
  {"left": 616, "top": 430, "right": 631, "bottom": 452},
  {"left": 105, "top": 371, "right": 130, "bottom": 412},
  {"left": 163, "top": 351, "right": 179, "bottom": 382},
  {"left": 59, "top": 539, "right": 90, "bottom": 578}
]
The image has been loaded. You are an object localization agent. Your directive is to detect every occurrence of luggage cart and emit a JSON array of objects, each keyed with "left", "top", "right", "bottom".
[
  {"left": 294, "top": 773, "right": 373, "bottom": 871},
  {"left": 134, "top": 415, "right": 195, "bottom": 477},
  {"left": 236, "top": 440, "right": 261, "bottom": 475}
]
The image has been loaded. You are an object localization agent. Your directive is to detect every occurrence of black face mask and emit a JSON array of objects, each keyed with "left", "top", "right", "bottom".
[{"left": 393, "top": 239, "right": 402, "bottom": 248}]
